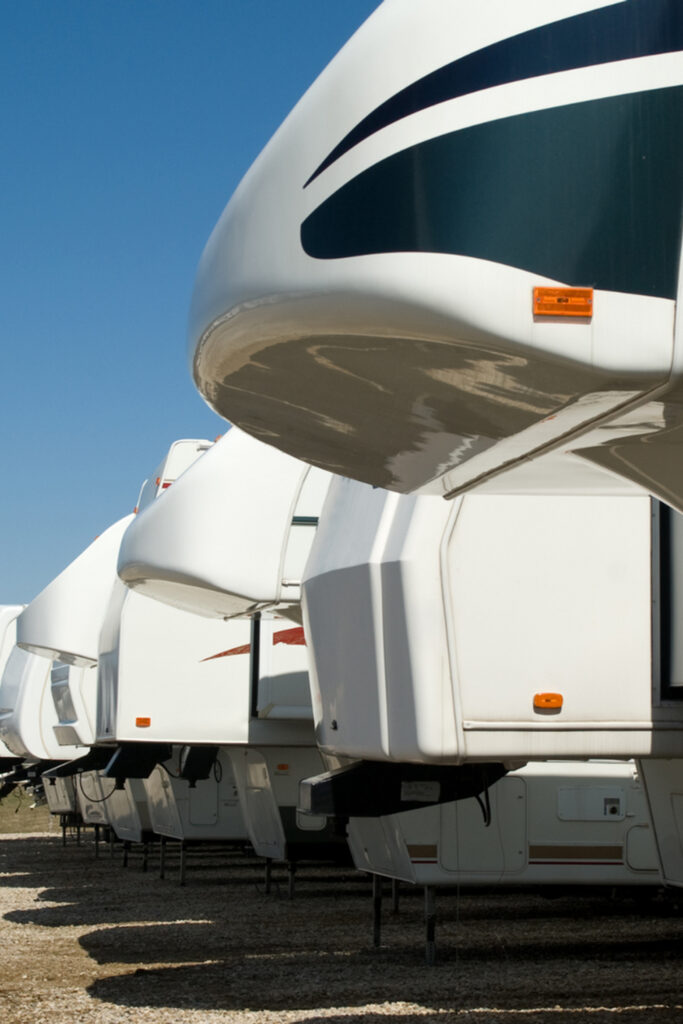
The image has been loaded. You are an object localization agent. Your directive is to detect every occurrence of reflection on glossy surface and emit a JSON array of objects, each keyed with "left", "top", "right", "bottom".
[{"left": 197, "top": 331, "right": 609, "bottom": 492}]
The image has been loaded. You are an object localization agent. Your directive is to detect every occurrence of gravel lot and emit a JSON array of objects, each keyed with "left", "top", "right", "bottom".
[{"left": 1, "top": 828, "right": 683, "bottom": 1024}]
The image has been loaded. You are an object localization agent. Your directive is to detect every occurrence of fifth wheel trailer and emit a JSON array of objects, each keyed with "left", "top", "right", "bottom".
[
  {"left": 187, "top": 0, "right": 683, "bottom": 510},
  {"left": 117, "top": 429, "right": 348, "bottom": 863},
  {"left": 182, "top": 0, "right": 683, "bottom": 884},
  {"left": 14, "top": 440, "right": 222, "bottom": 843}
]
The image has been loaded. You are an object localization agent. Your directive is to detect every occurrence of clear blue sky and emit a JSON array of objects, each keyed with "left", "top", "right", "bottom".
[{"left": 0, "top": 0, "right": 379, "bottom": 603}]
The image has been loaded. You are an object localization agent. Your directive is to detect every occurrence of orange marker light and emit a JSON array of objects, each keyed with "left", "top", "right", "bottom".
[
  {"left": 135, "top": 717, "right": 152, "bottom": 728},
  {"left": 533, "top": 693, "right": 563, "bottom": 710},
  {"left": 276, "top": 763, "right": 289, "bottom": 772},
  {"left": 533, "top": 287, "right": 593, "bottom": 318}
]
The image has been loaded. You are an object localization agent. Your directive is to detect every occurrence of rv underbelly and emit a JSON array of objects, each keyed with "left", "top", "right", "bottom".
[{"left": 347, "top": 761, "right": 659, "bottom": 887}]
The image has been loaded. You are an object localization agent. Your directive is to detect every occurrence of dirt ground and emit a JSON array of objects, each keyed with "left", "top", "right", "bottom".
[{"left": 1, "top": 825, "right": 683, "bottom": 1024}]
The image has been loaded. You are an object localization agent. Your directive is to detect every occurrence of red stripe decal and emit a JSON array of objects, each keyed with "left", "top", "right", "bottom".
[
  {"left": 201, "top": 643, "right": 251, "bottom": 662},
  {"left": 272, "top": 627, "right": 306, "bottom": 646}
]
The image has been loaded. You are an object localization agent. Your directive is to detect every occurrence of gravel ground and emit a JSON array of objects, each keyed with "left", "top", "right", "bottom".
[{"left": 1, "top": 829, "right": 683, "bottom": 1023}]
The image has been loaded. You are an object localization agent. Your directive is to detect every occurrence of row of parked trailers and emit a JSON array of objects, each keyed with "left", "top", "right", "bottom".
[
  {"left": 3, "top": 0, "right": 683, "bottom": 963},
  {"left": 0, "top": 431, "right": 671, "bottom": 916}
]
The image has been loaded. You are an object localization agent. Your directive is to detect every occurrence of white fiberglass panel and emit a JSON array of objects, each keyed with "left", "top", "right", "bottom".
[
  {"left": 439, "top": 776, "right": 526, "bottom": 873},
  {"left": 304, "top": 477, "right": 670, "bottom": 764},
  {"left": 0, "top": 608, "right": 24, "bottom": 760},
  {"left": 43, "top": 775, "right": 78, "bottom": 815},
  {"left": 144, "top": 749, "right": 246, "bottom": 841},
  {"left": 51, "top": 663, "right": 97, "bottom": 747},
  {"left": 449, "top": 494, "right": 653, "bottom": 732},
  {"left": 97, "top": 586, "right": 253, "bottom": 745},
  {"left": 256, "top": 617, "right": 312, "bottom": 720},
  {"left": 118, "top": 428, "right": 331, "bottom": 617},
  {"left": 137, "top": 439, "right": 211, "bottom": 512},
  {"left": 0, "top": 648, "right": 82, "bottom": 761},
  {"left": 76, "top": 771, "right": 112, "bottom": 826},
  {"left": 107, "top": 779, "right": 152, "bottom": 843},
  {"left": 379, "top": 495, "right": 457, "bottom": 761},
  {"left": 17, "top": 516, "right": 133, "bottom": 666},
  {"left": 304, "top": 480, "right": 454, "bottom": 760},
  {"left": 637, "top": 759, "right": 683, "bottom": 886},
  {"left": 0, "top": 606, "right": 23, "bottom": 676},
  {"left": 302, "top": 480, "right": 400, "bottom": 758},
  {"left": 230, "top": 748, "right": 287, "bottom": 860},
  {"left": 229, "top": 745, "right": 328, "bottom": 859}
]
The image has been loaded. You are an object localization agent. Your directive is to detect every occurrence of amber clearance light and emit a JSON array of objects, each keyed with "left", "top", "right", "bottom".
[
  {"left": 533, "top": 693, "right": 563, "bottom": 710},
  {"left": 533, "top": 286, "right": 593, "bottom": 318}
]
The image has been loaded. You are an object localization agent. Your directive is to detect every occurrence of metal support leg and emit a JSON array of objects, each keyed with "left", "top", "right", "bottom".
[
  {"left": 109, "top": 829, "right": 115, "bottom": 858},
  {"left": 425, "top": 885, "right": 436, "bottom": 966},
  {"left": 392, "top": 878, "right": 400, "bottom": 914},
  {"left": 94, "top": 824, "right": 100, "bottom": 859},
  {"left": 264, "top": 857, "right": 273, "bottom": 894},
  {"left": 179, "top": 841, "right": 186, "bottom": 886},
  {"left": 142, "top": 841, "right": 149, "bottom": 873},
  {"left": 287, "top": 860, "right": 296, "bottom": 899},
  {"left": 159, "top": 835, "right": 166, "bottom": 879},
  {"left": 76, "top": 822, "right": 81, "bottom": 846},
  {"left": 61, "top": 816, "right": 67, "bottom": 847},
  {"left": 373, "top": 874, "right": 382, "bottom": 948},
  {"left": 123, "top": 840, "right": 130, "bottom": 868}
]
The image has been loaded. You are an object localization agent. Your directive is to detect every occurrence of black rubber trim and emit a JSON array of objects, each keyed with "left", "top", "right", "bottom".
[{"left": 250, "top": 614, "right": 261, "bottom": 719}]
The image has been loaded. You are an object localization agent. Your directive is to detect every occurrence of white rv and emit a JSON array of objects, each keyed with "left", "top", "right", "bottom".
[
  {"left": 117, "top": 429, "right": 345, "bottom": 864},
  {"left": 183, "top": 3, "right": 683, "bottom": 890},
  {"left": 16, "top": 439, "right": 221, "bottom": 844},
  {"left": 16, "top": 515, "right": 133, "bottom": 828},
  {"left": 0, "top": 607, "right": 26, "bottom": 769},
  {"left": 188, "top": 2, "right": 683, "bottom": 507},
  {"left": 0, "top": 646, "right": 84, "bottom": 765}
]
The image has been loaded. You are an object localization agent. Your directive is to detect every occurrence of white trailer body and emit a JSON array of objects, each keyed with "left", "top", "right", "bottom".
[
  {"left": 184, "top": 2, "right": 683, "bottom": 887},
  {"left": 75, "top": 771, "right": 112, "bottom": 828},
  {"left": 0, "top": 607, "right": 25, "bottom": 765},
  {"left": 144, "top": 747, "right": 245, "bottom": 842},
  {"left": 43, "top": 775, "right": 78, "bottom": 815},
  {"left": 95, "top": 585, "right": 315, "bottom": 747},
  {"left": 116, "top": 432, "right": 343, "bottom": 860},
  {"left": 12, "top": 439, "right": 212, "bottom": 838},
  {"left": 99, "top": 574, "right": 338, "bottom": 858},
  {"left": 17, "top": 517, "right": 133, "bottom": 667},
  {"left": 118, "top": 428, "right": 331, "bottom": 621},
  {"left": 303, "top": 481, "right": 683, "bottom": 765},
  {"left": 348, "top": 761, "right": 659, "bottom": 887},
  {"left": 187, "top": 2, "right": 683, "bottom": 514},
  {"left": 74, "top": 771, "right": 153, "bottom": 843},
  {"left": 105, "top": 777, "right": 153, "bottom": 844},
  {"left": 50, "top": 662, "right": 98, "bottom": 747},
  {"left": 0, "top": 647, "right": 83, "bottom": 762}
]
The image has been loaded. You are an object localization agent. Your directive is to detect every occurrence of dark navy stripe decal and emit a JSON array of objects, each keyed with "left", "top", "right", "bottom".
[
  {"left": 305, "top": 0, "right": 683, "bottom": 187},
  {"left": 301, "top": 86, "right": 683, "bottom": 301}
]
